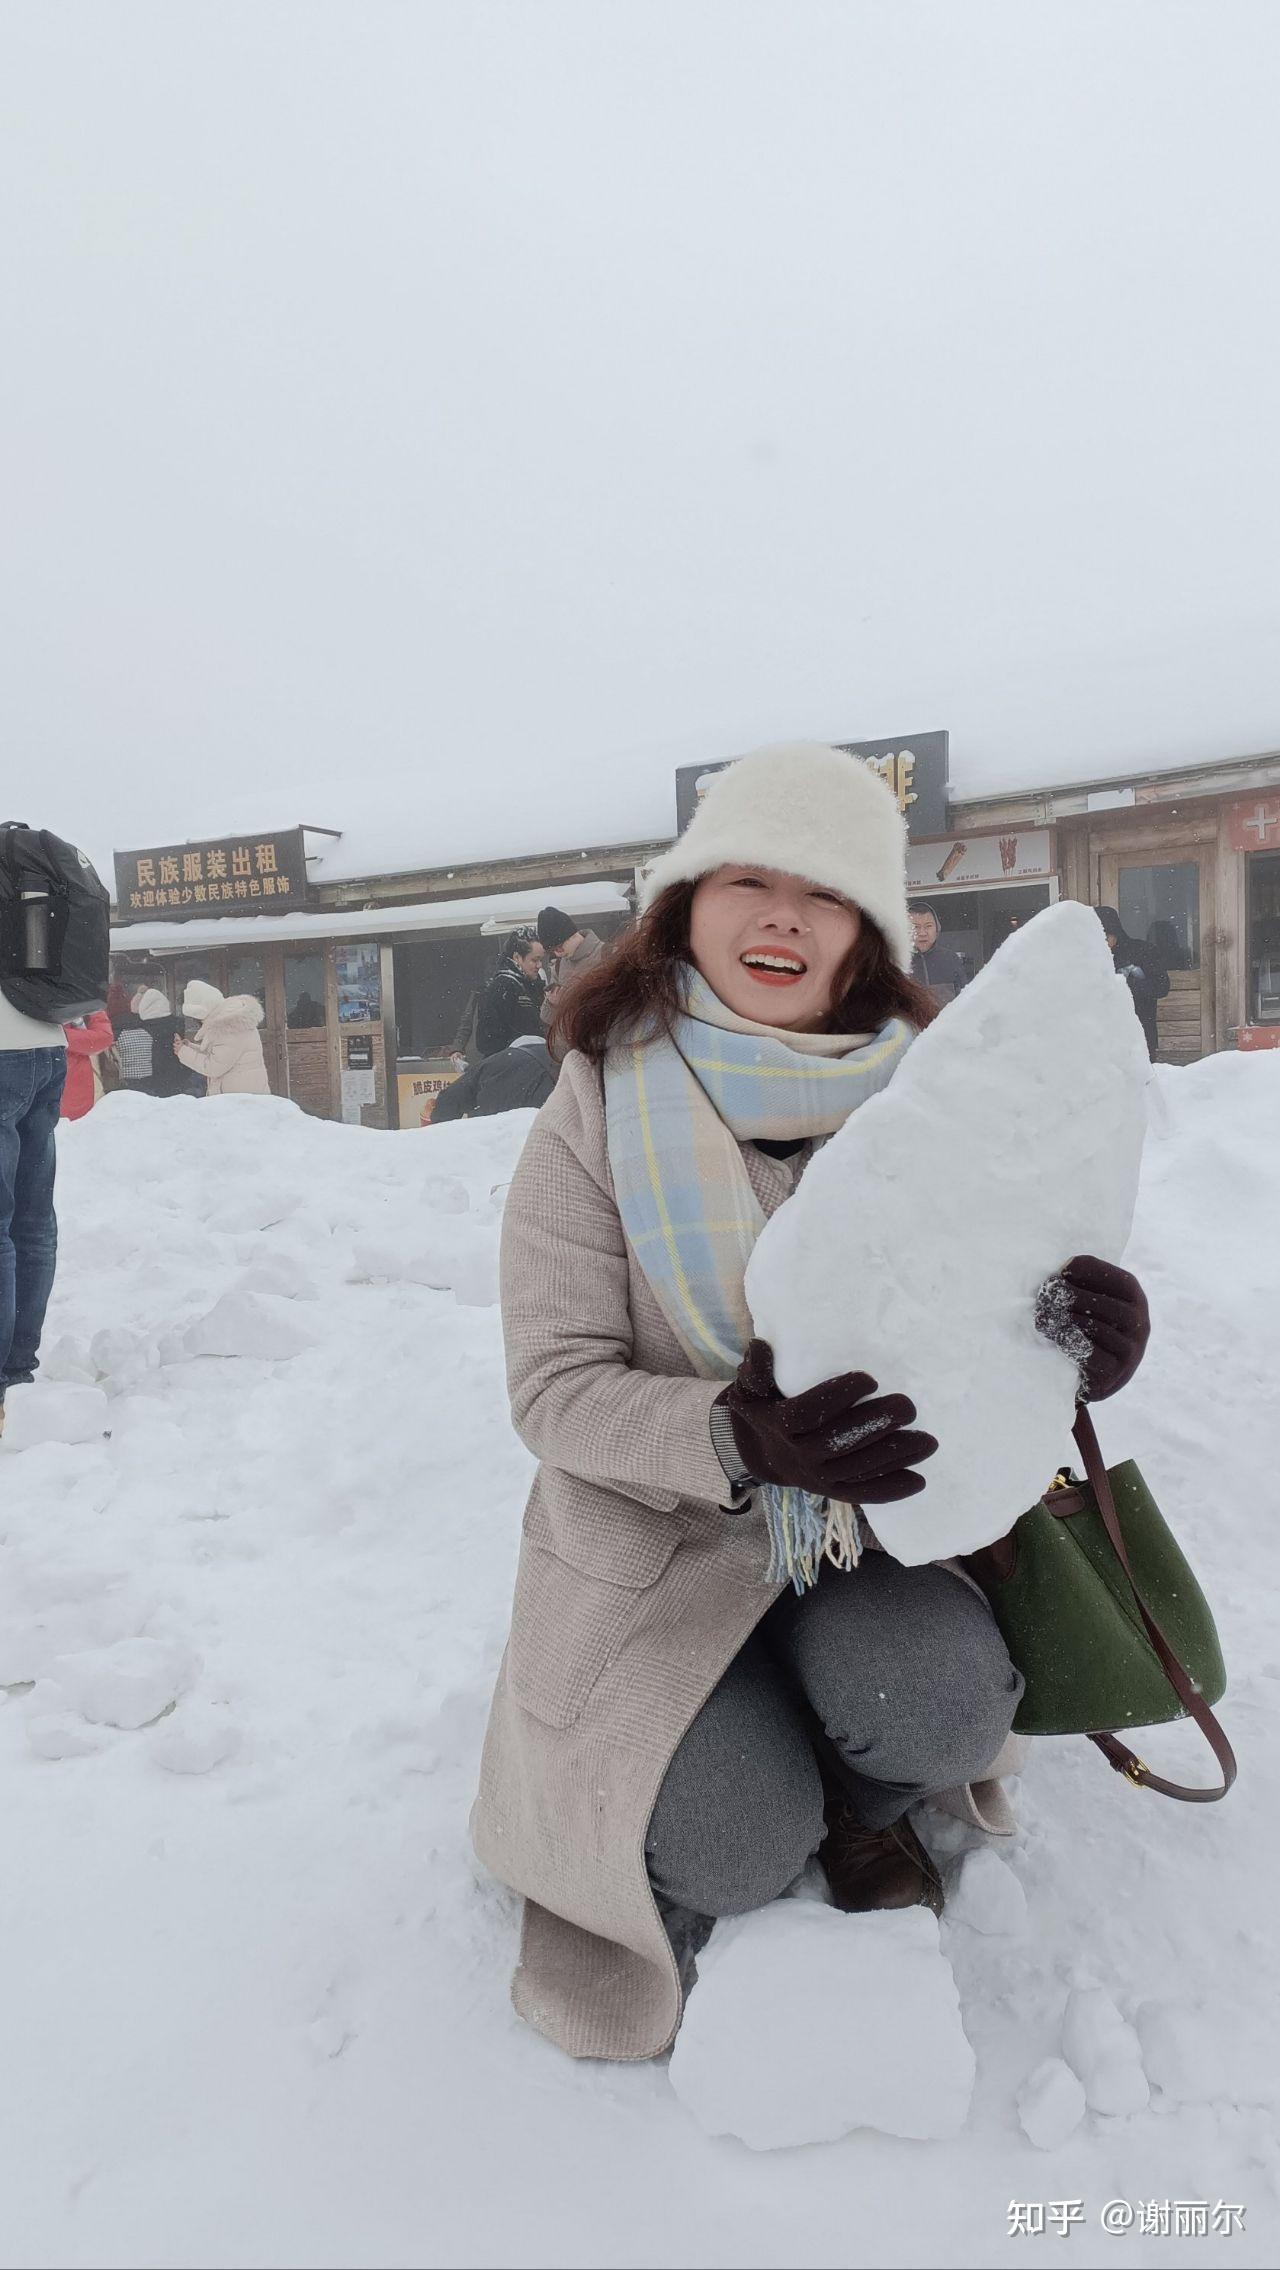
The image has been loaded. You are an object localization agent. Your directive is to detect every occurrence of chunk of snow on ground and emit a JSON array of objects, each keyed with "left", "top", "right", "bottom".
[
  {"left": 0, "top": 1381, "right": 110, "bottom": 1450},
  {"left": 52, "top": 1636, "right": 197, "bottom": 1730},
  {"left": 25, "top": 1677, "right": 118, "bottom": 1759},
  {"left": 945, "top": 1846, "right": 1028, "bottom": 1935},
  {"left": 26, "top": 1708, "right": 115, "bottom": 1761},
  {"left": 669, "top": 1903, "right": 975, "bottom": 2147},
  {"left": 745, "top": 903, "right": 1149, "bottom": 1560},
  {"left": 0, "top": 1590, "right": 147, "bottom": 1686},
  {"left": 39, "top": 1333, "right": 97, "bottom": 1385},
  {"left": 184, "top": 1290, "right": 321, "bottom": 1360},
  {"left": 88, "top": 1325, "right": 150, "bottom": 1380},
  {"left": 1017, "top": 2056, "right": 1087, "bottom": 2149},
  {"left": 1060, "top": 1985, "right": 1150, "bottom": 2115},
  {"left": 1134, "top": 1999, "right": 1228, "bottom": 2104},
  {"left": 236, "top": 1251, "right": 321, "bottom": 1302},
  {"left": 151, "top": 1699, "right": 240, "bottom": 1775}
]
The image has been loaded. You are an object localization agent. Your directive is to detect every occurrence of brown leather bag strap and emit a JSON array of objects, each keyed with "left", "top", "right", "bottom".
[{"left": 1071, "top": 1407, "right": 1236, "bottom": 1802}]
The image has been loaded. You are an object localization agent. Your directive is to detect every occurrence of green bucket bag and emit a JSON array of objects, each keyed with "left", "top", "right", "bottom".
[{"left": 964, "top": 1408, "right": 1236, "bottom": 1803}]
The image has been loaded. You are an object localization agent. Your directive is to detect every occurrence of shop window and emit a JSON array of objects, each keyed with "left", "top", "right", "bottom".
[
  {"left": 393, "top": 937, "right": 491, "bottom": 1059},
  {"left": 225, "top": 954, "right": 267, "bottom": 1011},
  {"left": 1116, "top": 865, "right": 1199, "bottom": 968},
  {"left": 286, "top": 953, "right": 328, "bottom": 1030},
  {"left": 907, "top": 887, "right": 1051, "bottom": 1002},
  {"left": 170, "top": 953, "right": 218, "bottom": 992},
  {"left": 1247, "top": 852, "right": 1280, "bottom": 1023},
  {"left": 334, "top": 942, "right": 381, "bottom": 1026}
]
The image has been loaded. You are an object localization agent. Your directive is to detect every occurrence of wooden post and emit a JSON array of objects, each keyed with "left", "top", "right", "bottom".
[{"left": 1213, "top": 805, "right": 1245, "bottom": 1050}]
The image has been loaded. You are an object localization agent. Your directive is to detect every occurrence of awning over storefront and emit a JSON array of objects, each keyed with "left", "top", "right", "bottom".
[{"left": 110, "top": 878, "right": 631, "bottom": 954}]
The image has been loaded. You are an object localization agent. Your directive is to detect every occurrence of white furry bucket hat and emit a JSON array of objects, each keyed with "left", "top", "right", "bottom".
[
  {"left": 182, "top": 979, "right": 225, "bottom": 1019},
  {"left": 640, "top": 741, "right": 913, "bottom": 972}
]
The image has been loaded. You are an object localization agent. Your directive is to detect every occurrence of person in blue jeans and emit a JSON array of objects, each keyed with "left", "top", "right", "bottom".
[{"left": 0, "top": 987, "right": 68, "bottom": 1435}]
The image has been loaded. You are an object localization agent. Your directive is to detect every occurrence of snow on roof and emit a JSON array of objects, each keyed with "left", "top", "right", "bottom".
[{"left": 110, "top": 877, "right": 630, "bottom": 956}]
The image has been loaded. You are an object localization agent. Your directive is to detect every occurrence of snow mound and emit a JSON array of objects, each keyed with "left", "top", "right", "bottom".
[
  {"left": 1060, "top": 1985, "right": 1150, "bottom": 2115},
  {"left": 0, "top": 1380, "right": 110, "bottom": 1450},
  {"left": 1017, "top": 2056, "right": 1087, "bottom": 2149},
  {"left": 669, "top": 1902, "right": 975, "bottom": 2147},
  {"left": 746, "top": 903, "right": 1149, "bottom": 1561},
  {"left": 2, "top": 1059, "right": 1274, "bottom": 2263},
  {"left": 184, "top": 1290, "right": 321, "bottom": 1360},
  {"left": 51, "top": 1636, "right": 197, "bottom": 1730}
]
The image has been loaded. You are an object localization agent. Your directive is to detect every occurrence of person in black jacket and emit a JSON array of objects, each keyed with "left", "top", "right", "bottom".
[
  {"left": 431, "top": 1034, "right": 557, "bottom": 1122},
  {"left": 1096, "top": 907, "right": 1169, "bottom": 1059},
  {"left": 136, "top": 988, "right": 204, "bottom": 1096},
  {"left": 908, "top": 904, "right": 970, "bottom": 1006},
  {"left": 474, "top": 931, "right": 547, "bottom": 1057}
]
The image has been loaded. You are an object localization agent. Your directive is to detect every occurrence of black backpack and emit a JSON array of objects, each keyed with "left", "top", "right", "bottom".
[{"left": 0, "top": 823, "right": 111, "bottom": 1022}]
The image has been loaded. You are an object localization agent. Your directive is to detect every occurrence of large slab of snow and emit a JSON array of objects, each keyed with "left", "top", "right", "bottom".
[
  {"left": 1, "top": 1062, "right": 1278, "bottom": 2268},
  {"left": 746, "top": 903, "right": 1149, "bottom": 1560},
  {"left": 670, "top": 1903, "right": 975, "bottom": 2147}
]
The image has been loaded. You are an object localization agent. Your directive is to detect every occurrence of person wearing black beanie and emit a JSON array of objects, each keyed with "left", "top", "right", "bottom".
[
  {"left": 537, "top": 906, "right": 607, "bottom": 1027},
  {"left": 536, "top": 906, "right": 577, "bottom": 955}
]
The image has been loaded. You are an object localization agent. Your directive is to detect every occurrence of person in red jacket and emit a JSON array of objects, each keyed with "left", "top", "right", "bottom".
[{"left": 59, "top": 1012, "right": 115, "bottom": 1121}]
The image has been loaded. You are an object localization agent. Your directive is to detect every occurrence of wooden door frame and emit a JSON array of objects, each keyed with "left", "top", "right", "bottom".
[
  {"left": 263, "top": 946, "right": 289, "bottom": 1097},
  {"left": 1094, "top": 825, "right": 1216, "bottom": 1059}
]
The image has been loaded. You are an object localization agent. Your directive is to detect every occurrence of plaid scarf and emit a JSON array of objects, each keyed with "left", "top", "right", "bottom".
[{"left": 604, "top": 968, "right": 912, "bottom": 1587}]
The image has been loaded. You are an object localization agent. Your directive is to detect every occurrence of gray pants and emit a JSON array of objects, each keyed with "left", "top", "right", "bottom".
[{"left": 647, "top": 1557, "right": 1023, "bottom": 1919}]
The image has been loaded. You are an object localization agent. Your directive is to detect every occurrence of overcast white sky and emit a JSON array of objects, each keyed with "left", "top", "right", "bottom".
[{"left": 3, "top": 0, "right": 1278, "bottom": 884}]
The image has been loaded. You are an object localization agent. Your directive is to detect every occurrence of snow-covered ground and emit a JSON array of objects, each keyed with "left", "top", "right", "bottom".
[{"left": 2, "top": 1059, "right": 1278, "bottom": 2270}]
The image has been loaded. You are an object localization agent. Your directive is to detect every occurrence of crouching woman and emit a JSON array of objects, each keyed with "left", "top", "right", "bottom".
[{"left": 471, "top": 743, "right": 1149, "bottom": 2063}]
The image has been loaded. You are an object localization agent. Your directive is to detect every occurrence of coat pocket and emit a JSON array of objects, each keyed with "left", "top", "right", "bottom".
[
  {"left": 525, "top": 1469, "right": 681, "bottom": 1579},
  {"left": 506, "top": 1519, "right": 678, "bottom": 1731}
]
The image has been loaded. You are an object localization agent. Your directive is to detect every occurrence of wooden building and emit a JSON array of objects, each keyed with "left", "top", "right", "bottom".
[
  {"left": 108, "top": 744, "right": 1279, "bottom": 1125},
  {"left": 110, "top": 827, "right": 639, "bottom": 1127},
  {"left": 947, "top": 746, "right": 1280, "bottom": 1060}
]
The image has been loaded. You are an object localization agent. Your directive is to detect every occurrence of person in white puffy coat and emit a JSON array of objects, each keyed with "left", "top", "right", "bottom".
[{"left": 174, "top": 981, "right": 271, "bottom": 1096}]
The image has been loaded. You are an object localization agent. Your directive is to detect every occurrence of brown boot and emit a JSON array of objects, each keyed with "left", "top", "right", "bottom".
[{"left": 819, "top": 1798, "right": 945, "bottom": 1918}]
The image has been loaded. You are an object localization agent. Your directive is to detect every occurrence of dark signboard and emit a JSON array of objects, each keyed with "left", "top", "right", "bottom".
[
  {"left": 675, "top": 732, "right": 949, "bottom": 840},
  {"left": 114, "top": 827, "right": 310, "bottom": 922}
]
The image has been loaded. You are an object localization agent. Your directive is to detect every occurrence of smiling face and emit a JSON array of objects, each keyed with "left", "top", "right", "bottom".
[{"left": 687, "top": 866, "right": 863, "bottom": 1029}]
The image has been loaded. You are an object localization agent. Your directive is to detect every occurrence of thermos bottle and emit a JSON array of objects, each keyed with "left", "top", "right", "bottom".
[{"left": 21, "top": 885, "right": 52, "bottom": 972}]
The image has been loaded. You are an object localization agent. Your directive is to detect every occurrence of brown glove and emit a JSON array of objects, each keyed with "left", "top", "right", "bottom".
[
  {"left": 1035, "top": 1253, "right": 1150, "bottom": 1402},
  {"left": 717, "top": 1340, "right": 938, "bottom": 1504}
]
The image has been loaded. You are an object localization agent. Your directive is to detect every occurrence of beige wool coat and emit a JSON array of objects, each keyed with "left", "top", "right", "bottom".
[{"left": 471, "top": 1050, "right": 1022, "bottom": 2063}]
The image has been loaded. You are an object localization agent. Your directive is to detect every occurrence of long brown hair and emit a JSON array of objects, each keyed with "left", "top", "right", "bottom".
[{"left": 553, "top": 880, "right": 939, "bottom": 1062}]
